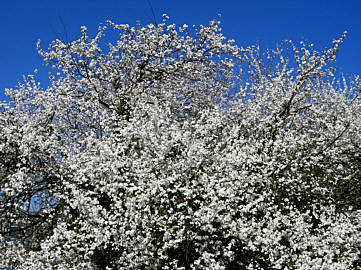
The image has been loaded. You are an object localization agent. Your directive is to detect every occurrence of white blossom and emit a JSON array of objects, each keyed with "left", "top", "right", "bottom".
[{"left": 0, "top": 16, "right": 360, "bottom": 270}]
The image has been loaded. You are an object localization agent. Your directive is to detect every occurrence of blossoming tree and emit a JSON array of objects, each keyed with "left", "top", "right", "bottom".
[{"left": 0, "top": 15, "right": 360, "bottom": 269}]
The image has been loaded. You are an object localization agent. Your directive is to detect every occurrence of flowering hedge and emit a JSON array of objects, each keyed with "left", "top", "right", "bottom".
[{"left": 0, "top": 15, "right": 360, "bottom": 269}]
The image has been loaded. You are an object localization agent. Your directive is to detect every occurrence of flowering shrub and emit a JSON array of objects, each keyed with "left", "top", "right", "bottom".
[{"left": 0, "top": 15, "right": 360, "bottom": 269}]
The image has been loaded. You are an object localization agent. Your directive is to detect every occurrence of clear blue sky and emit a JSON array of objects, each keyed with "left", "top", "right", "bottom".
[{"left": 1, "top": 0, "right": 360, "bottom": 101}]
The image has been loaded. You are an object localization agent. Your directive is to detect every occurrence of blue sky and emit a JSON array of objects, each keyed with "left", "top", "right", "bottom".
[{"left": 1, "top": 0, "right": 360, "bottom": 101}]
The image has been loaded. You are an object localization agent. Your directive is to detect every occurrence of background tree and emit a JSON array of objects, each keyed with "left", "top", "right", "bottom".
[{"left": 0, "top": 15, "right": 360, "bottom": 269}]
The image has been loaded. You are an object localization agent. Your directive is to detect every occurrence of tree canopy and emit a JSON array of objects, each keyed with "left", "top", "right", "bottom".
[{"left": 0, "top": 15, "right": 360, "bottom": 269}]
